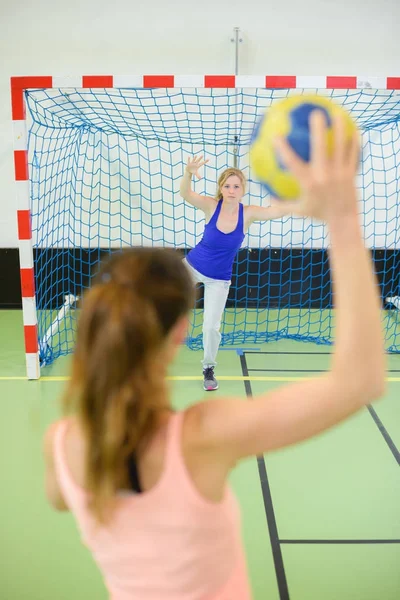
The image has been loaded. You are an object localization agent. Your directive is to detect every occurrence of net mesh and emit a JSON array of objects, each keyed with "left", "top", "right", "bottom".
[{"left": 24, "top": 87, "right": 400, "bottom": 365}]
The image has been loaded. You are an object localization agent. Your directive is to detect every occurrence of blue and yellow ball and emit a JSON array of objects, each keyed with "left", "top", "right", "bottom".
[{"left": 249, "top": 94, "right": 357, "bottom": 200}]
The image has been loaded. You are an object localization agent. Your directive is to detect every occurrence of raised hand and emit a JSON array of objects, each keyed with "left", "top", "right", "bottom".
[{"left": 185, "top": 156, "right": 209, "bottom": 180}]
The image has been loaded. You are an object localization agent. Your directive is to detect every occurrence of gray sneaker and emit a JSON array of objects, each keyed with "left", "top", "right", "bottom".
[{"left": 203, "top": 367, "right": 218, "bottom": 391}]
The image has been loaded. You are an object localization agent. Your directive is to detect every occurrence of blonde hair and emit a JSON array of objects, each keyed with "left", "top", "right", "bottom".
[
  {"left": 215, "top": 168, "right": 246, "bottom": 201},
  {"left": 63, "top": 248, "right": 194, "bottom": 523}
]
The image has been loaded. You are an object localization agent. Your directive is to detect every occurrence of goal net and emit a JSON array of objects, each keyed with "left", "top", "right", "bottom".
[{"left": 24, "top": 85, "right": 400, "bottom": 365}]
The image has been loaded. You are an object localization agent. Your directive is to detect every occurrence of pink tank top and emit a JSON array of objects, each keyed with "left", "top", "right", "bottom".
[{"left": 53, "top": 412, "right": 252, "bottom": 600}]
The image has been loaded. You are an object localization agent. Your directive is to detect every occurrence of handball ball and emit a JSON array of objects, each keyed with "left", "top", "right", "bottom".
[{"left": 249, "top": 94, "right": 357, "bottom": 200}]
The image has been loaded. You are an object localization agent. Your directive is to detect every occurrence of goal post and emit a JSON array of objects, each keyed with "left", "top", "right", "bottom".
[{"left": 10, "top": 75, "right": 400, "bottom": 379}]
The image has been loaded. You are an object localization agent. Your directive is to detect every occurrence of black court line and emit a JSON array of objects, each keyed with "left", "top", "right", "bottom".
[
  {"left": 246, "top": 359, "right": 400, "bottom": 466},
  {"left": 239, "top": 353, "right": 290, "bottom": 600},
  {"left": 280, "top": 539, "right": 400, "bottom": 545},
  {"left": 367, "top": 405, "right": 400, "bottom": 467}
]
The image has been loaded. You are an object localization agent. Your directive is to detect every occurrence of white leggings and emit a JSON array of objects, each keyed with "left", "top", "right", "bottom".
[{"left": 183, "top": 259, "right": 231, "bottom": 368}]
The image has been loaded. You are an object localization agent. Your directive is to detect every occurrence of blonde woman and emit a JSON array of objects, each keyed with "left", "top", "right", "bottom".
[{"left": 180, "top": 158, "right": 288, "bottom": 390}]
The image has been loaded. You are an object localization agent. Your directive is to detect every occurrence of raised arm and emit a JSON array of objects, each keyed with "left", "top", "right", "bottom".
[
  {"left": 194, "top": 111, "right": 385, "bottom": 464},
  {"left": 179, "top": 156, "right": 216, "bottom": 213}
]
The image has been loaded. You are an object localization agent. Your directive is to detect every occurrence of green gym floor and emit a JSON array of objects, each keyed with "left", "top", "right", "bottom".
[{"left": 1, "top": 309, "right": 399, "bottom": 600}]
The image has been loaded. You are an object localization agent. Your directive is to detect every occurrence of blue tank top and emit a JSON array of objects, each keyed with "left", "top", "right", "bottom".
[{"left": 186, "top": 200, "right": 245, "bottom": 281}]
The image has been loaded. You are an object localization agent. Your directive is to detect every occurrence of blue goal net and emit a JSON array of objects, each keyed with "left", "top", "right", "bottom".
[{"left": 25, "top": 86, "right": 400, "bottom": 366}]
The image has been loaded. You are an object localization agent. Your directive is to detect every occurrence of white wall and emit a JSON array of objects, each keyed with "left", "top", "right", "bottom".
[{"left": 1, "top": 0, "right": 399, "bottom": 248}]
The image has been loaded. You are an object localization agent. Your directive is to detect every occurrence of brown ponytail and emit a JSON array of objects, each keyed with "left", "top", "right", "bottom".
[{"left": 63, "top": 248, "right": 194, "bottom": 523}]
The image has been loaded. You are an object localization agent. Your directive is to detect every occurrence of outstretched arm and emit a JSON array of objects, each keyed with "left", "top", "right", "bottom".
[
  {"left": 246, "top": 203, "right": 292, "bottom": 224},
  {"left": 179, "top": 156, "right": 215, "bottom": 214}
]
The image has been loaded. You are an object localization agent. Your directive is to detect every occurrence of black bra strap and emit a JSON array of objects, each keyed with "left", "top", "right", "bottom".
[{"left": 126, "top": 453, "right": 142, "bottom": 493}]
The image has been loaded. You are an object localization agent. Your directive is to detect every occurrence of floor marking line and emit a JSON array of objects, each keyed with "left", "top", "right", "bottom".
[
  {"left": 367, "top": 405, "right": 400, "bottom": 466},
  {"left": 239, "top": 353, "right": 290, "bottom": 600}
]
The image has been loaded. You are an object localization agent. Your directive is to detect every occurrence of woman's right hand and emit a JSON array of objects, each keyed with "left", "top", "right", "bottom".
[
  {"left": 273, "top": 111, "right": 360, "bottom": 223},
  {"left": 185, "top": 156, "right": 209, "bottom": 180}
]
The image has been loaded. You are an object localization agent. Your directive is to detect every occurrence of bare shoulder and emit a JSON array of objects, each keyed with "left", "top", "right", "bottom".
[
  {"left": 44, "top": 418, "right": 66, "bottom": 453},
  {"left": 44, "top": 416, "right": 85, "bottom": 462},
  {"left": 180, "top": 401, "right": 241, "bottom": 501},
  {"left": 62, "top": 416, "right": 87, "bottom": 453},
  {"left": 43, "top": 418, "right": 72, "bottom": 510},
  {"left": 203, "top": 196, "right": 218, "bottom": 219},
  {"left": 181, "top": 398, "right": 243, "bottom": 467},
  {"left": 242, "top": 204, "right": 258, "bottom": 229},
  {"left": 244, "top": 204, "right": 266, "bottom": 218},
  {"left": 245, "top": 203, "right": 290, "bottom": 224}
]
